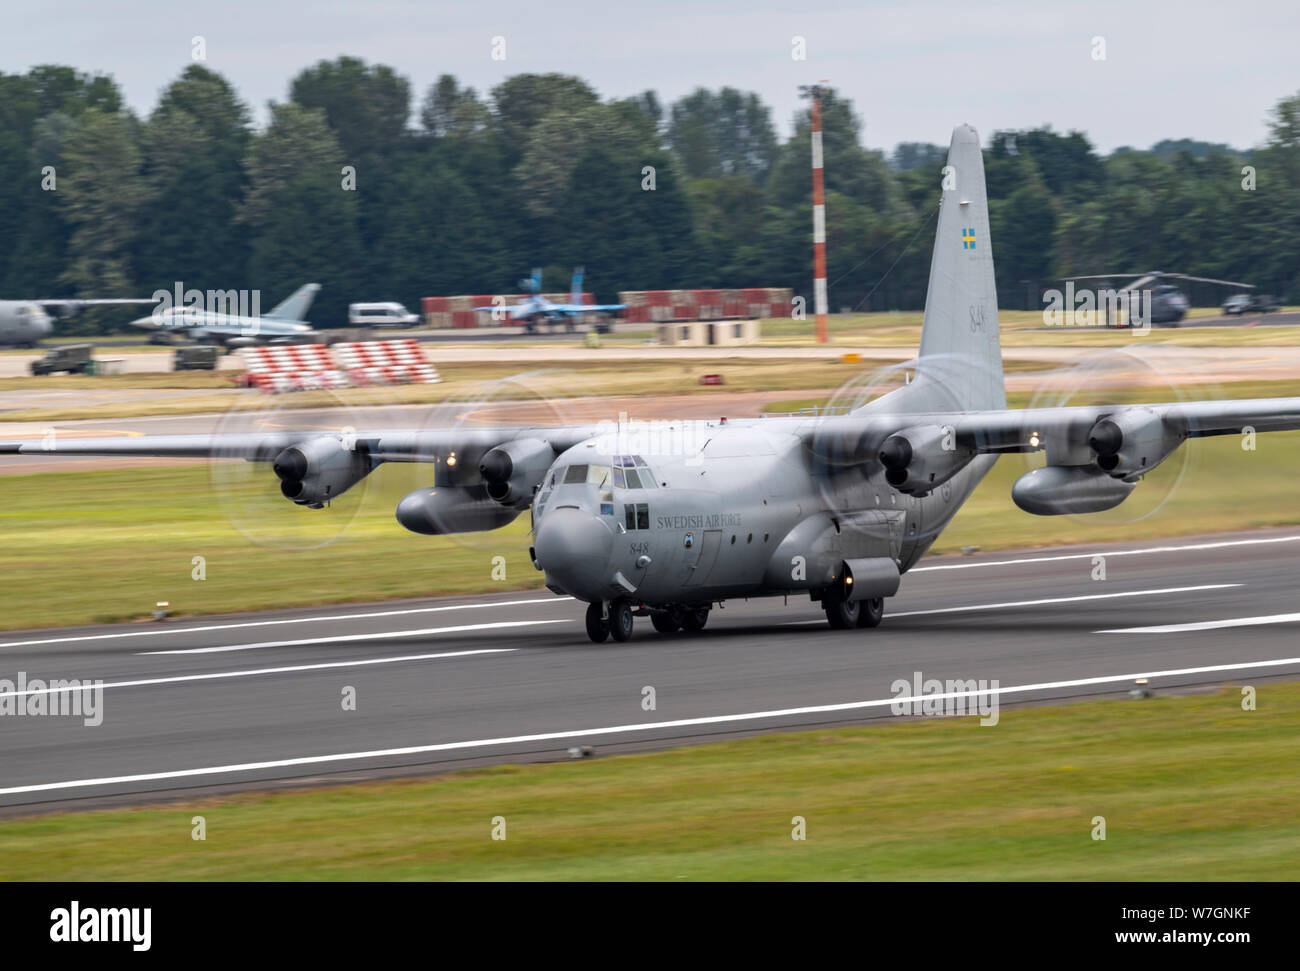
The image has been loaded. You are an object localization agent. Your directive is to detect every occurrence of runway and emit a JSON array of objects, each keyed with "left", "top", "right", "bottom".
[{"left": 2, "top": 528, "right": 1299, "bottom": 814}]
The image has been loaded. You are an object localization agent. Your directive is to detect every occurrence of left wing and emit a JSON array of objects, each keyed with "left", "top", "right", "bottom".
[{"left": 800, "top": 396, "right": 1300, "bottom": 512}]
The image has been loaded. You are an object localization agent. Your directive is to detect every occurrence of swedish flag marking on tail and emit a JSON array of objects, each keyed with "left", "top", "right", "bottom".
[{"left": 962, "top": 228, "right": 977, "bottom": 250}]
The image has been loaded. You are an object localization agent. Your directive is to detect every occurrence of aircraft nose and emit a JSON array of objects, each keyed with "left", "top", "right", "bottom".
[{"left": 533, "top": 506, "right": 614, "bottom": 599}]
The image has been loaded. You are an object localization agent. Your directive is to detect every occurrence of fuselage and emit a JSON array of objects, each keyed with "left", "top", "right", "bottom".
[
  {"left": 0, "top": 301, "right": 54, "bottom": 346},
  {"left": 530, "top": 384, "right": 997, "bottom": 608},
  {"left": 131, "top": 307, "right": 314, "bottom": 341}
]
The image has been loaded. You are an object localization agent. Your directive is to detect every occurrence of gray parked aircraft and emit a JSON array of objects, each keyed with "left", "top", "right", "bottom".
[
  {"left": 128, "top": 283, "right": 322, "bottom": 347},
  {"left": 7, "top": 125, "right": 1300, "bottom": 642},
  {"left": 0, "top": 297, "right": 157, "bottom": 347}
]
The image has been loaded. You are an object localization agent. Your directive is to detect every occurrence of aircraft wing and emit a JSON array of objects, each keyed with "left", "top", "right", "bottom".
[
  {"left": 0, "top": 426, "right": 604, "bottom": 462},
  {"left": 948, "top": 397, "right": 1300, "bottom": 450},
  {"left": 800, "top": 397, "right": 1300, "bottom": 466},
  {"left": 471, "top": 304, "right": 535, "bottom": 320},
  {"left": 33, "top": 299, "right": 158, "bottom": 307},
  {"left": 548, "top": 303, "right": 626, "bottom": 314}
]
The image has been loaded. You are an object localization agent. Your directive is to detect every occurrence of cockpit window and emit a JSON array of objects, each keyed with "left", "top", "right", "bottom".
[
  {"left": 563, "top": 465, "right": 587, "bottom": 484},
  {"left": 586, "top": 465, "right": 611, "bottom": 487},
  {"left": 612, "top": 454, "right": 656, "bottom": 488}
]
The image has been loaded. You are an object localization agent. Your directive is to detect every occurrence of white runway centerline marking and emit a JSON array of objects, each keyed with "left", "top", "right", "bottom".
[
  {"left": 785, "top": 584, "right": 1239, "bottom": 625},
  {"left": 0, "top": 648, "right": 515, "bottom": 699},
  {"left": 0, "top": 597, "right": 573, "bottom": 650},
  {"left": 3, "top": 653, "right": 1297, "bottom": 797},
  {"left": 910, "top": 534, "right": 1300, "bottom": 572},
  {"left": 1099, "top": 612, "right": 1300, "bottom": 634},
  {"left": 139, "top": 619, "right": 570, "bottom": 655}
]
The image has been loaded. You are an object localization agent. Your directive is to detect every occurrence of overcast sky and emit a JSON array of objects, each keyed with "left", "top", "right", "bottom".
[{"left": 7, "top": 0, "right": 1298, "bottom": 153}]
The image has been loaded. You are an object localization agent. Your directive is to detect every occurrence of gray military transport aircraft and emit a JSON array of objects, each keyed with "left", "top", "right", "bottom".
[
  {"left": 7, "top": 125, "right": 1300, "bottom": 642},
  {"left": 0, "top": 297, "right": 157, "bottom": 347}
]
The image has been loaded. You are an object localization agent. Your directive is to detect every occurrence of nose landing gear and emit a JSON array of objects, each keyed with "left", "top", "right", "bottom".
[
  {"left": 585, "top": 600, "right": 635, "bottom": 643},
  {"left": 584, "top": 602, "right": 609, "bottom": 642}
]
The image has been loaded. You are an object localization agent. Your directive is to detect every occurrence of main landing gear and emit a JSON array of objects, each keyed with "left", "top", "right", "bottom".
[
  {"left": 585, "top": 601, "right": 710, "bottom": 643},
  {"left": 822, "top": 589, "right": 885, "bottom": 630}
]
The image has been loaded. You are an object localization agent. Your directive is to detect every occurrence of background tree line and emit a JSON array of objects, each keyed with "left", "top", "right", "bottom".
[{"left": 1, "top": 60, "right": 1297, "bottom": 332}]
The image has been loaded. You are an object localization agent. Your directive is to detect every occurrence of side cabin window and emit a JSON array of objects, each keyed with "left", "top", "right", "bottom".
[{"left": 623, "top": 502, "right": 650, "bottom": 530}]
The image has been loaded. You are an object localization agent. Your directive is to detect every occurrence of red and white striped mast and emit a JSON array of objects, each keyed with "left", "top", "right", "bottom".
[{"left": 800, "top": 82, "right": 829, "bottom": 344}]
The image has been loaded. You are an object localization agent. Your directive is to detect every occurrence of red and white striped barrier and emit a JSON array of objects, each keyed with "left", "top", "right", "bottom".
[
  {"left": 331, "top": 338, "right": 441, "bottom": 387},
  {"left": 240, "top": 344, "right": 349, "bottom": 394},
  {"left": 240, "top": 339, "right": 440, "bottom": 393}
]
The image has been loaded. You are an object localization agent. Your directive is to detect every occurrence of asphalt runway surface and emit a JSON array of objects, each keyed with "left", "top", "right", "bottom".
[{"left": 3, "top": 527, "right": 1300, "bottom": 815}]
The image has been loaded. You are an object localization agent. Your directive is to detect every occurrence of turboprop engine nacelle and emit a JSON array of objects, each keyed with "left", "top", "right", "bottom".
[
  {"left": 1012, "top": 465, "right": 1136, "bottom": 516},
  {"left": 478, "top": 438, "right": 555, "bottom": 506},
  {"left": 272, "top": 437, "right": 372, "bottom": 507},
  {"left": 1087, "top": 409, "right": 1181, "bottom": 480},
  {"left": 395, "top": 486, "right": 523, "bottom": 535},
  {"left": 877, "top": 424, "right": 975, "bottom": 495}
]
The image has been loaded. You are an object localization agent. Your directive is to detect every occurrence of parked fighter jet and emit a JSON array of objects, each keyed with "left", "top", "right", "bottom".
[
  {"left": 8, "top": 125, "right": 1300, "bottom": 642},
  {"left": 0, "top": 297, "right": 157, "bottom": 347},
  {"left": 475, "top": 268, "right": 625, "bottom": 333},
  {"left": 128, "top": 284, "right": 322, "bottom": 348}
]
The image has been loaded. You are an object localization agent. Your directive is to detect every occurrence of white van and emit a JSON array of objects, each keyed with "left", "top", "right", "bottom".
[{"left": 348, "top": 302, "right": 419, "bottom": 328}]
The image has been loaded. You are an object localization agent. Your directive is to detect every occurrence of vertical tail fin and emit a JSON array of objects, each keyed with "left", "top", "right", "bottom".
[
  {"left": 917, "top": 125, "right": 1005, "bottom": 410},
  {"left": 570, "top": 267, "right": 584, "bottom": 306},
  {"left": 266, "top": 283, "right": 320, "bottom": 321},
  {"left": 529, "top": 268, "right": 542, "bottom": 294}
]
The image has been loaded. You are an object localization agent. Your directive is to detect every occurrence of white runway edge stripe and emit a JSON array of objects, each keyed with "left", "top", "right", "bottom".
[
  {"left": 889, "top": 584, "right": 1239, "bottom": 618},
  {"left": 0, "top": 597, "right": 572, "bottom": 651},
  {"left": 1099, "top": 613, "right": 1300, "bottom": 634},
  {"left": 3, "top": 653, "right": 1297, "bottom": 797},
  {"left": 784, "top": 584, "right": 1240, "bottom": 624},
  {"left": 0, "top": 648, "right": 516, "bottom": 699},
  {"left": 139, "top": 619, "right": 568, "bottom": 655},
  {"left": 910, "top": 533, "right": 1300, "bottom": 572}
]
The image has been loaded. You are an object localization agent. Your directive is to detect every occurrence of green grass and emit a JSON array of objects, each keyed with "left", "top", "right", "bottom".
[
  {"left": 1, "top": 683, "right": 1295, "bottom": 880},
  {"left": 767, "top": 377, "right": 1300, "bottom": 415},
  {"left": 757, "top": 307, "right": 1300, "bottom": 348},
  {"left": 2, "top": 357, "right": 909, "bottom": 422},
  {"left": 0, "top": 461, "right": 546, "bottom": 630}
]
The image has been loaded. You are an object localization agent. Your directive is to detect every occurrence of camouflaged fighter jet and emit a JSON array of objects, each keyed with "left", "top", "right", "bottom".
[{"left": 8, "top": 124, "right": 1300, "bottom": 643}]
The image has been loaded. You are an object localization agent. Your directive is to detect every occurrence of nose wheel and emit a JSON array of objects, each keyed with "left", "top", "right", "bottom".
[
  {"left": 586, "top": 600, "right": 635, "bottom": 643},
  {"left": 585, "top": 601, "right": 610, "bottom": 642}
]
